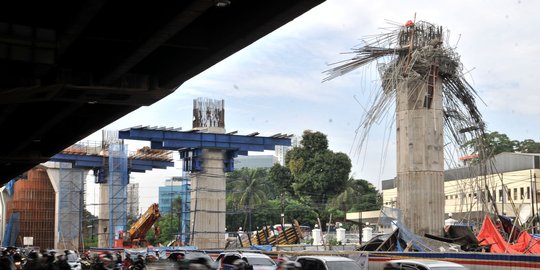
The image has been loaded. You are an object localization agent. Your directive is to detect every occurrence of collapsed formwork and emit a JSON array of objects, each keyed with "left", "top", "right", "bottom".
[{"left": 6, "top": 166, "right": 55, "bottom": 249}]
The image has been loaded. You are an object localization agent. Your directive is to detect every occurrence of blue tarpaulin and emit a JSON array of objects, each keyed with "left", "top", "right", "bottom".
[
  {"left": 250, "top": 245, "right": 272, "bottom": 252},
  {"left": 2, "top": 212, "right": 20, "bottom": 246},
  {"left": 5, "top": 179, "right": 15, "bottom": 196}
]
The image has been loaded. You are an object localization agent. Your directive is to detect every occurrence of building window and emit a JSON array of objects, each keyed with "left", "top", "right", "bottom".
[
  {"left": 528, "top": 187, "right": 531, "bottom": 199},
  {"left": 492, "top": 190, "right": 496, "bottom": 202},
  {"left": 499, "top": 189, "right": 503, "bottom": 202},
  {"left": 520, "top": 187, "right": 524, "bottom": 199}
]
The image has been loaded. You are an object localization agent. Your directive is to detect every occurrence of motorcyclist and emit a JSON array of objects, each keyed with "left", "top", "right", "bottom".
[
  {"left": 22, "top": 251, "right": 44, "bottom": 270},
  {"left": 92, "top": 253, "right": 118, "bottom": 270},
  {"left": 0, "top": 248, "right": 15, "bottom": 270},
  {"left": 55, "top": 254, "right": 71, "bottom": 270},
  {"left": 41, "top": 252, "right": 56, "bottom": 270},
  {"left": 122, "top": 253, "right": 133, "bottom": 270},
  {"left": 12, "top": 251, "right": 24, "bottom": 270},
  {"left": 131, "top": 255, "right": 145, "bottom": 270}
]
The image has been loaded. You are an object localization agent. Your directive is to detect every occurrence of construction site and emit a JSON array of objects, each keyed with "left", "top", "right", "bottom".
[
  {"left": 0, "top": 97, "right": 294, "bottom": 252},
  {"left": 0, "top": 134, "right": 174, "bottom": 250}
]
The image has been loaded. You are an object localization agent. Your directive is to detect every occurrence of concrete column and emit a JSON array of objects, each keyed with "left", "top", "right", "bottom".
[
  {"left": 44, "top": 162, "right": 61, "bottom": 249},
  {"left": 98, "top": 184, "right": 109, "bottom": 248},
  {"left": 189, "top": 148, "right": 226, "bottom": 249},
  {"left": 396, "top": 73, "right": 445, "bottom": 236}
]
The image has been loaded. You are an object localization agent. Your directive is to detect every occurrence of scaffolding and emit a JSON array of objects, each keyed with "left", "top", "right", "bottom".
[
  {"left": 58, "top": 163, "right": 85, "bottom": 250},
  {"left": 180, "top": 174, "right": 191, "bottom": 244},
  {"left": 107, "top": 143, "right": 128, "bottom": 248}
]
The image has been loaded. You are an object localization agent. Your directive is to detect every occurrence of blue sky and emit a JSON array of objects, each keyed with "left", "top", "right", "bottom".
[{"left": 84, "top": 0, "right": 540, "bottom": 210}]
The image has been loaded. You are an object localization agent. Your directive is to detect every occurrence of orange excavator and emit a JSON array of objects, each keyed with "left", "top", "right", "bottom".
[{"left": 114, "top": 203, "right": 161, "bottom": 248}]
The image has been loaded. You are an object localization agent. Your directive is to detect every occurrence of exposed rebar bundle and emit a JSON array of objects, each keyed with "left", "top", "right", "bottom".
[
  {"left": 325, "top": 20, "right": 492, "bottom": 234},
  {"left": 324, "top": 20, "right": 485, "bottom": 166}
]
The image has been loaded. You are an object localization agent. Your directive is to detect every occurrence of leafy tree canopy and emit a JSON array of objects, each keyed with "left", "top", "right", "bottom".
[
  {"left": 465, "top": 131, "right": 540, "bottom": 157},
  {"left": 268, "top": 164, "right": 293, "bottom": 196},
  {"left": 330, "top": 178, "right": 381, "bottom": 212},
  {"left": 286, "top": 130, "right": 351, "bottom": 207}
]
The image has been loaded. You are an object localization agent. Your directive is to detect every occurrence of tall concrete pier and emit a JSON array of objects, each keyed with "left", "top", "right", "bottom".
[
  {"left": 395, "top": 25, "right": 445, "bottom": 236},
  {"left": 189, "top": 148, "right": 227, "bottom": 248},
  {"left": 190, "top": 98, "right": 227, "bottom": 248},
  {"left": 395, "top": 76, "right": 444, "bottom": 236}
]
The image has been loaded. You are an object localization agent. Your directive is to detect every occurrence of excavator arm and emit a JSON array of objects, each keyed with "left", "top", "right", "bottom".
[{"left": 128, "top": 203, "right": 161, "bottom": 242}]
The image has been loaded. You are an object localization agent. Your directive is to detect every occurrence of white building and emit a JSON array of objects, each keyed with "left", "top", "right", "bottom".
[
  {"left": 275, "top": 136, "right": 300, "bottom": 166},
  {"left": 381, "top": 152, "right": 540, "bottom": 222}
]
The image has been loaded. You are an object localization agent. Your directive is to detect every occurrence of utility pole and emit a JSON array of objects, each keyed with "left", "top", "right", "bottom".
[
  {"left": 534, "top": 173, "right": 538, "bottom": 234},
  {"left": 280, "top": 193, "right": 285, "bottom": 227},
  {"left": 359, "top": 211, "right": 363, "bottom": 244}
]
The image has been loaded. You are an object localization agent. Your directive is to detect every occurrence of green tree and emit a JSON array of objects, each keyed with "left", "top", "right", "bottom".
[
  {"left": 227, "top": 168, "right": 271, "bottom": 231},
  {"left": 283, "top": 199, "right": 318, "bottom": 228},
  {"left": 331, "top": 178, "right": 382, "bottom": 212},
  {"left": 82, "top": 209, "right": 98, "bottom": 248},
  {"left": 465, "top": 131, "right": 540, "bottom": 158},
  {"left": 464, "top": 131, "right": 517, "bottom": 158},
  {"left": 141, "top": 198, "right": 182, "bottom": 245},
  {"left": 286, "top": 130, "right": 351, "bottom": 208},
  {"left": 252, "top": 199, "right": 282, "bottom": 227},
  {"left": 517, "top": 139, "right": 540, "bottom": 153},
  {"left": 146, "top": 213, "right": 179, "bottom": 245},
  {"left": 268, "top": 164, "right": 294, "bottom": 196}
]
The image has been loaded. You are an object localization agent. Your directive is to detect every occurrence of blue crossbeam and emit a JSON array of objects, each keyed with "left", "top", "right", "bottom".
[
  {"left": 50, "top": 153, "right": 174, "bottom": 172},
  {"left": 119, "top": 127, "right": 291, "bottom": 173},
  {"left": 118, "top": 128, "right": 291, "bottom": 152}
]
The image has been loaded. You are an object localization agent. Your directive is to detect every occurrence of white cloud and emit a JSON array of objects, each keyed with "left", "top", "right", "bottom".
[{"left": 84, "top": 0, "right": 540, "bottom": 208}]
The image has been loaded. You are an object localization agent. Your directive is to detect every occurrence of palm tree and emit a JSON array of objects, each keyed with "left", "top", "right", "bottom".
[
  {"left": 331, "top": 177, "right": 362, "bottom": 212},
  {"left": 330, "top": 178, "right": 380, "bottom": 212},
  {"left": 227, "top": 168, "right": 270, "bottom": 231}
]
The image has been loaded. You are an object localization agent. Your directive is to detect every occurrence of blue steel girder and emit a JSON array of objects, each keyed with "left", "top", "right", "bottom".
[
  {"left": 118, "top": 128, "right": 291, "bottom": 153},
  {"left": 119, "top": 127, "right": 291, "bottom": 173},
  {"left": 50, "top": 153, "right": 174, "bottom": 173}
]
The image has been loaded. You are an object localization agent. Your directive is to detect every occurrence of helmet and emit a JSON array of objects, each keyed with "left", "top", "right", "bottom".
[{"left": 27, "top": 251, "right": 39, "bottom": 260}]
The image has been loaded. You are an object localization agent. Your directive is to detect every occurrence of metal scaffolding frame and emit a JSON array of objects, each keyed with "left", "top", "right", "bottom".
[
  {"left": 58, "top": 163, "right": 85, "bottom": 250},
  {"left": 107, "top": 143, "right": 128, "bottom": 248},
  {"left": 180, "top": 174, "right": 191, "bottom": 244}
]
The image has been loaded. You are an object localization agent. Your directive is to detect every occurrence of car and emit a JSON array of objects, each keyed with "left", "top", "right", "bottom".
[
  {"left": 214, "top": 251, "right": 277, "bottom": 270},
  {"left": 167, "top": 251, "right": 213, "bottom": 264},
  {"left": 295, "top": 255, "right": 361, "bottom": 270},
  {"left": 384, "top": 259, "right": 469, "bottom": 270}
]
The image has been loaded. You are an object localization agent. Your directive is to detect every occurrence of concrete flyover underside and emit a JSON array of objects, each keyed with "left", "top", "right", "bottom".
[{"left": 0, "top": 0, "right": 325, "bottom": 184}]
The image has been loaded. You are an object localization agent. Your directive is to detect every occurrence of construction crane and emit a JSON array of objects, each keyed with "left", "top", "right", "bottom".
[{"left": 114, "top": 203, "right": 161, "bottom": 248}]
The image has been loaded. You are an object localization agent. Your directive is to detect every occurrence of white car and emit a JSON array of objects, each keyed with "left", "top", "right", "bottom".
[
  {"left": 215, "top": 251, "right": 277, "bottom": 270},
  {"left": 295, "top": 255, "right": 361, "bottom": 270},
  {"left": 384, "top": 259, "right": 469, "bottom": 270}
]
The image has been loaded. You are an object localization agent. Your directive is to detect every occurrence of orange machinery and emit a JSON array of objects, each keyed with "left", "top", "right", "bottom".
[{"left": 114, "top": 203, "right": 161, "bottom": 248}]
